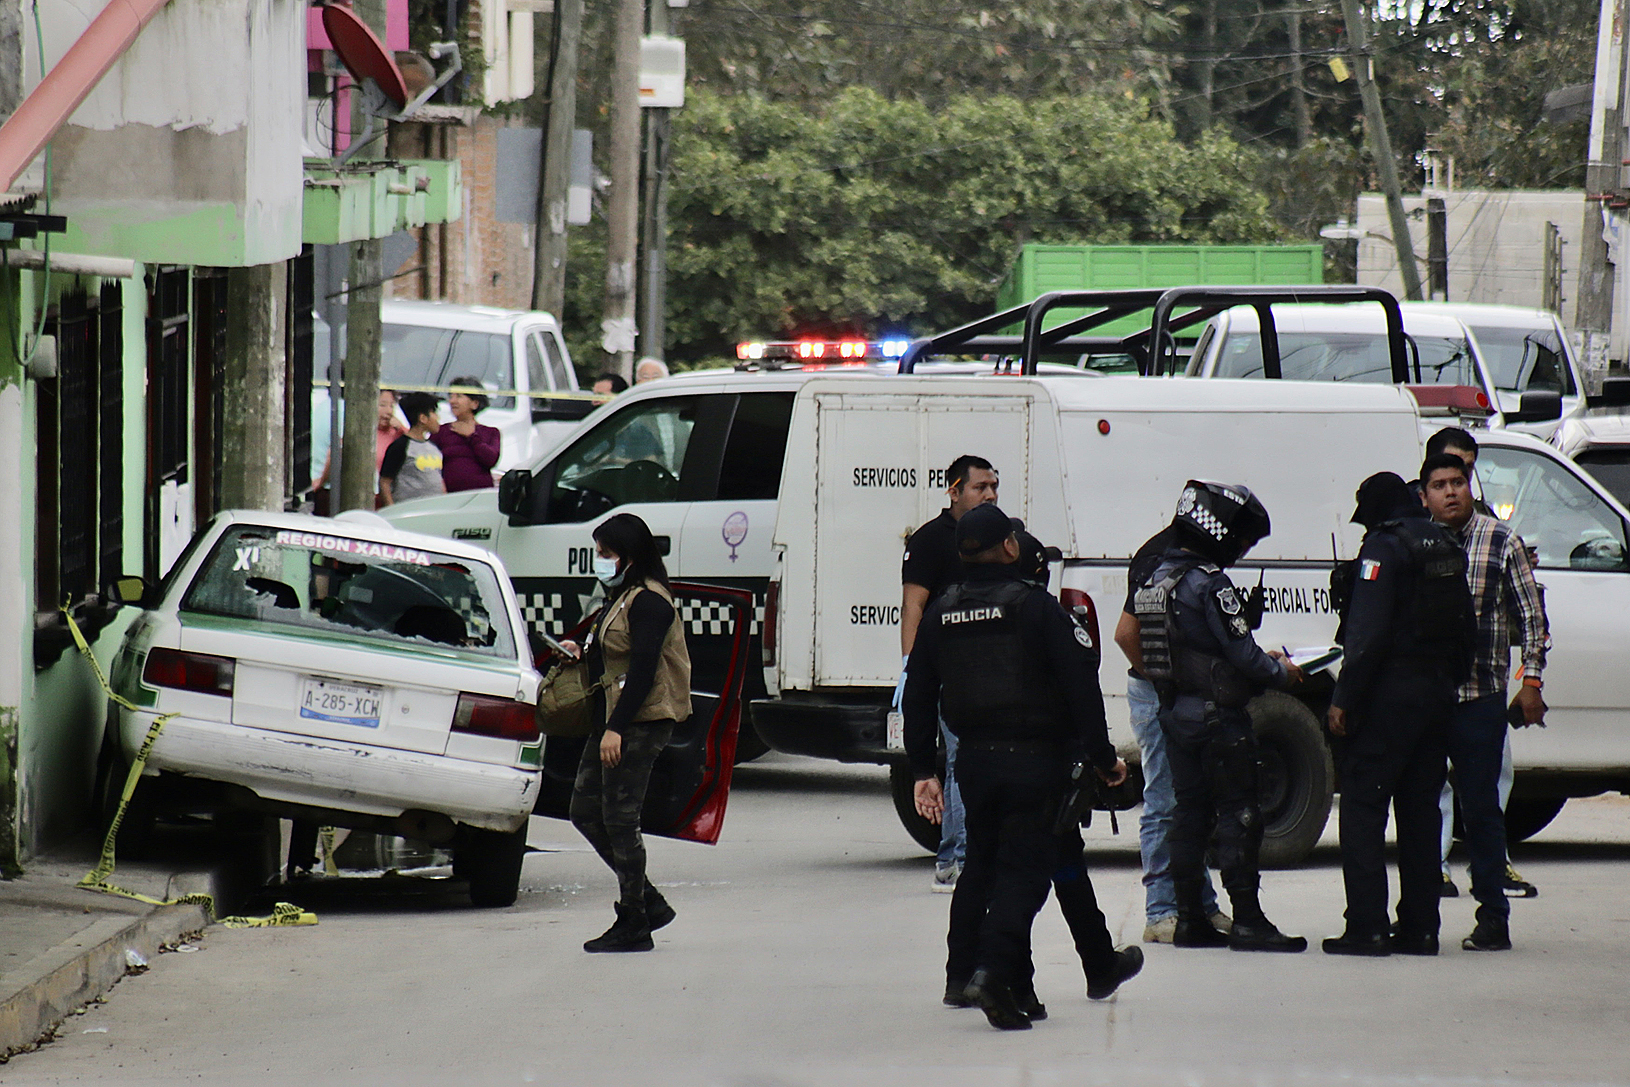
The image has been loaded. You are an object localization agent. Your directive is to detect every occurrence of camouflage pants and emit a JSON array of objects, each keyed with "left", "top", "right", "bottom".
[{"left": 569, "top": 721, "right": 674, "bottom": 909}]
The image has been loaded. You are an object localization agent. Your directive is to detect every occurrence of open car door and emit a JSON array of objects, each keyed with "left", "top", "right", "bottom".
[{"left": 533, "top": 582, "right": 752, "bottom": 844}]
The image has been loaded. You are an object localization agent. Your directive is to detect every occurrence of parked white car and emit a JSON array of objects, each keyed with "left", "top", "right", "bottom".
[
  {"left": 1401, "top": 302, "right": 1586, "bottom": 436},
  {"left": 101, "top": 510, "right": 543, "bottom": 907}
]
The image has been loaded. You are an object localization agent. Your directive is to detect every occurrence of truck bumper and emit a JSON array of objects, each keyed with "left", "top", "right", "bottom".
[{"left": 749, "top": 695, "right": 894, "bottom": 764}]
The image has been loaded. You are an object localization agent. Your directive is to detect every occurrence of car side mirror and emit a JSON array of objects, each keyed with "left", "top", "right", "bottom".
[
  {"left": 1587, "top": 375, "right": 1630, "bottom": 409},
  {"left": 105, "top": 574, "right": 153, "bottom": 608},
  {"left": 1506, "top": 390, "right": 1563, "bottom": 424},
  {"left": 531, "top": 396, "right": 599, "bottom": 424},
  {"left": 497, "top": 469, "right": 533, "bottom": 519}
]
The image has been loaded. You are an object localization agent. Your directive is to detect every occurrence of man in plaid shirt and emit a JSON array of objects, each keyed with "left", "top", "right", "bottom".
[{"left": 1419, "top": 452, "right": 1549, "bottom": 952}]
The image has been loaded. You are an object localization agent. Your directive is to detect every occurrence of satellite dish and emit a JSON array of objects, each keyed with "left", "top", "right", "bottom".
[
  {"left": 322, "top": 4, "right": 409, "bottom": 109},
  {"left": 319, "top": 4, "right": 463, "bottom": 165}
]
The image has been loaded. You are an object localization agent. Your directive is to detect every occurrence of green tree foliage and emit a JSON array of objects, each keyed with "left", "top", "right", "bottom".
[
  {"left": 626, "top": 87, "right": 1283, "bottom": 362},
  {"left": 676, "top": 0, "right": 1179, "bottom": 107}
]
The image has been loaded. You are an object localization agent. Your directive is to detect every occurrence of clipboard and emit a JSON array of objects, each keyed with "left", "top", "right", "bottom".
[{"left": 1286, "top": 645, "right": 1343, "bottom": 674}]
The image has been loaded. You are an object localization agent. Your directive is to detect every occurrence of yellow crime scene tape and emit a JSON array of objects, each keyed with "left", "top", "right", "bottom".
[
  {"left": 313, "top": 379, "right": 604, "bottom": 403},
  {"left": 63, "top": 609, "right": 318, "bottom": 929}
]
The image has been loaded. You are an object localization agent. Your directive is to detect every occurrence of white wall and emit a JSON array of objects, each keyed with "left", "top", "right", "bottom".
[
  {"left": 24, "top": 0, "right": 305, "bottom": 267},
  {"left": 1356, "top": 190, "right": 1586, "bottom": 314}
]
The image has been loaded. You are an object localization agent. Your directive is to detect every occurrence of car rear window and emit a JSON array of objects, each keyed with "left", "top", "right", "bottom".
[
  {"left": 181, "top": 525, "right": 518, "bottom": 660},
  {"left": 1575, "top": 450, "right": 1630, "bottom": 510},
  {"left": 1216, "top": 332, "right": 1478, "bottom": 385}
]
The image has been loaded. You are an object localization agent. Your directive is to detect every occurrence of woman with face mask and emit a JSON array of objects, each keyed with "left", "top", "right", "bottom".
[{"left": 567, "top": 512, "right": 692, "bottom": 953}]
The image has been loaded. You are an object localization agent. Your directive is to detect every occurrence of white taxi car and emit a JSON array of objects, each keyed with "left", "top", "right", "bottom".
[{"left": 103, "top": 510, "right": 543, "bottom": 907}]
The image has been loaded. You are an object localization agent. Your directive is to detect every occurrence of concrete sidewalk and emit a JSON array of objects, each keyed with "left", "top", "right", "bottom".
[{"left": 0, "top": 848, "right": 219, "bottom": 1061}]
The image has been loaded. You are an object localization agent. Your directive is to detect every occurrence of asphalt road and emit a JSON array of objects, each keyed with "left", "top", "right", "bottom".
[{"left": 9, "top": 753, "right": 1630, "bottom": 1086}]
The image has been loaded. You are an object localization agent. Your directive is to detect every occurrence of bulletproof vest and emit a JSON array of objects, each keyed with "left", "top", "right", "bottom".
[
  {"left": 1380, "top": 517, "right": 1476, "bottom": 682},
  {"left": 935, "top": 578, "right": 1066, "bottom": 737},
  {"left": 1134, "top": 558, "right": 1255, "bottom": 709}
]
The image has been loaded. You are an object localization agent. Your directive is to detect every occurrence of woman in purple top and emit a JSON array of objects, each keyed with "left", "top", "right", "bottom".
[{"left": 433, "top": 376, "right": 502, "bottom": 491}]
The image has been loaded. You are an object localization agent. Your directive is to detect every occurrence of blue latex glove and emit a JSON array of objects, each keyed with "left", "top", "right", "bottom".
[{"left": 891, "top": 655, "right": 909, "bottom": 713}]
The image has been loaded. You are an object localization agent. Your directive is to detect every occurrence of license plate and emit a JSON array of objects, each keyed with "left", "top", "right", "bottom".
[
  {"left": 299, "top": 677, "right": 383, "bottom": 728},
  {"left": 886, "top": 711, "right": 905, "bottom": 751}
]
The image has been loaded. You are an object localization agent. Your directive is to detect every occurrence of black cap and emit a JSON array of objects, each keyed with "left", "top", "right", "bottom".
[{"left": 957, "top": 503, "right": 1014, "bottom": 557}]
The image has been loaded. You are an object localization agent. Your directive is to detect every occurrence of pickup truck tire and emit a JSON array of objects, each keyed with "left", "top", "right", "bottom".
[
  {"left": 1250, "top": 692, "right": 1334, "bottom": 869},
  {"left": 889, "top": 763, "right": 941, "bottom": 853},
  {"left": 459, "top": 825, "right": 528, "bottom": 908},
  {"left": 1503, "top": 796, "right": 1566, "bottom": 843}
]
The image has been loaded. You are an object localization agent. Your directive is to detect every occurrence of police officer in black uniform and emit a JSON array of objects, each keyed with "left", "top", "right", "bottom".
[
  {"left": 1134, "top": 480, "right": 1307, "bottom": 952},
  {"left": 905, "top": 505, "right": 1139, "bottom": 1030},
  {"left": 1323, "top": 472, "right": 1473, "bottom": 956}
]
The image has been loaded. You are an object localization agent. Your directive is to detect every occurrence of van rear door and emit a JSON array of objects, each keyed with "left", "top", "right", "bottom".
[{"left": 808, "top": 389, "right": 1032, "bottom": 688}]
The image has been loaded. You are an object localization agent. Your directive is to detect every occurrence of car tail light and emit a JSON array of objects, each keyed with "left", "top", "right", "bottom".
[
  {"left": 762, "top": 579, "right": 779, "bottom": 668},
  {"left": 1058, "top": 588, "right": 1101, "bottom": 655},
  {"left": 453, "top": 693, "right": 540, "bottom": 742},
  {"left": 141, "top": 647, "right": 236, "bottom": 696}
]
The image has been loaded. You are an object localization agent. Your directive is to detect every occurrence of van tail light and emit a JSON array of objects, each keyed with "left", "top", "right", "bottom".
[
  {"left": 142, "top": 647, "right": 236, "bottom": 696},
  {"left": 762, "top": 579, "right": 779, "bottom": 668},
  {"left": 1058, "top": 588, "right": 1101, "bottom": 656},
  {"left": 453, "top": 693, "right": 540, "bottom": 742}
]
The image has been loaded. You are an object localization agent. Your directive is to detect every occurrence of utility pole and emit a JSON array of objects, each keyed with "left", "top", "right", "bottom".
[
  {"left": 640, "top": 0, "right": 671, "bottom": 362},
  {"left": 340, "top": 0, "right": 388, "bottom": 512},
  {"left": 1340, "top": 0, "right": 1423, "bottom": 301},
  {"left": 533, "top": 0, "right": 583, "bottom": 316},
  {"left": 1287, "top": 8, "right": 1311, "bottom": 148},
  {"left": 1577, "top": 0, "right": 1626, "bottom": 370},
  {"left": 601, "top": 0, "right": 644, "bottom": 380}
]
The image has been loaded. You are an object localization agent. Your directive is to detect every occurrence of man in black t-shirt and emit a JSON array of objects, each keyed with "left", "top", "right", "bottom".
[
  {"left": 1111, "top": 524, "right": 1228, "bottom": 943},
  {"left": 899, "top": 454, "right": 999, "bottom": 891}
]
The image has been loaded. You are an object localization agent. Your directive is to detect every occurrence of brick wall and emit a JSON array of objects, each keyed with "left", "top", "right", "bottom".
[{"left": 387, "top": 112, "right": 537, "bottom": 311}]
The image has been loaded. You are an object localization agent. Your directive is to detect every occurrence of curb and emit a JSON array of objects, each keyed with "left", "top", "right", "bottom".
[{"left": 0, "top": 897, "right": 210, "bottom": 1061}]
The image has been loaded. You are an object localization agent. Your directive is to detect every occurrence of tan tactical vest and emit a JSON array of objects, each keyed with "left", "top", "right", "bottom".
[{"left": 596, "top": 579, "right": 692, "bottom": 726}]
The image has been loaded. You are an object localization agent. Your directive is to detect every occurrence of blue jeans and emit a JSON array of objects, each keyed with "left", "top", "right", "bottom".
[
  {"left": 1445, "top": 695, "right": 1511, "bottom": 925},
  {"left": 1128, "top": 674, "right": 1218, "bottom": 922},
  {"left": 937, "top": 720, "right": 966, "bottom": 869},
  {"left": 1440, "top": 730, "right": 1514, "bottom": 871}
]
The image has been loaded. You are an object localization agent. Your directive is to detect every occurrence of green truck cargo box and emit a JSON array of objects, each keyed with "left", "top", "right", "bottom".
[{"left": 996, "top": 244, "right": 1324, "bottom": 339}]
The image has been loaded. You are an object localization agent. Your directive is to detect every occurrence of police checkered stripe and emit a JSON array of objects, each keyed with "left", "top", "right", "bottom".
[
  {"left": 1188, "top": 502, "right": 1226, "bottom": 541},
  {"left": 677, "top": 599, "right": 761, "bottom": 637},
  {"left": 516, "top": 592, "right": 566, "bottom": 633}
]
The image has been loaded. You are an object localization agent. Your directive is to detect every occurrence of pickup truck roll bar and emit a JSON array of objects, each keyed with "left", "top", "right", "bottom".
[{"left": 897, "top": 285, "right": 1409, "bottom": 381}]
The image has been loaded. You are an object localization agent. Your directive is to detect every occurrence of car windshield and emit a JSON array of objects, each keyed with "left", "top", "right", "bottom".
[
  {"left": 1463, "top": 324, "right": 1577, "bottom": 396},
  {"left": 382, "top": 326, "right": 516, "bottom": 410},
  {"left": 1215, "top": 332, "right": 1478, "bottom": 385},
  {"left": 181, "top": 524, "right": 517, "bottom": 659}
]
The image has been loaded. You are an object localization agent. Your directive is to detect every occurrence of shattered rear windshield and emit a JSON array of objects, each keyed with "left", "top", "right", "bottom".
[{"left": 180, "top": 525, "right": 517, "bottom": 660}]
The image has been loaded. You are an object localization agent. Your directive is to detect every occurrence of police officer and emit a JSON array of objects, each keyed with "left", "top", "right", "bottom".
[
  {"left": 905, "top": 505, "right": 1139, "bottom": 1030},
  {"left": 1134, "top": 481, "right": 1306, "bottom": 952},
  {"left": 1323, "top": 472, "right": 1473, "bottom": 956}
]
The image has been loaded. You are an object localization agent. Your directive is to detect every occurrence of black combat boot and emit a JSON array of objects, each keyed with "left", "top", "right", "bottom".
[
  {"left": 583, "top": 903, "right": 654, "bottom": 953},
  {"left": 963, "top": 970, "right": 1033, "bottom": 1031},
  {"left": 1171, "top": 879, "right": 1229, "bottom": 948},
  {"left": 1227, "top": 891, "right": 1307, "bottom": 953},
  {"left": 644, "top": 882, "right": 676, "bottom": 931}
]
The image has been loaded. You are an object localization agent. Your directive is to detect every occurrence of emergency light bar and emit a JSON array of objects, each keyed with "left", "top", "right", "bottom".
[{"left": 735, "top": 339, "right": 912, "bottom": 364}]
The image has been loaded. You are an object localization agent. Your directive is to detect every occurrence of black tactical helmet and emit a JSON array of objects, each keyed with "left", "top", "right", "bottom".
[{"left": 1172, "top": 480, "right": 1271, "bottom": 566}]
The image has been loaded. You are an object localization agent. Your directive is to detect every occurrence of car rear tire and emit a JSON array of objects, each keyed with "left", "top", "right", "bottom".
[
  {"left": 93, "top": 724, "right": 158, "bottom": 860},
  {"left": 459, "top": 825, "right": 528, "bottom": 908},
  {"left": 1250, "top": 692, "right": 1334, "bottom": 869},
  {"left": 889, "top": 762, "right": 940, "bottom": 854}
]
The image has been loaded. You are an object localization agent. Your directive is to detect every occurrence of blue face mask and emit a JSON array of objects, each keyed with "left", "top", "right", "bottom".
[{"left": 593, "top": 554, "right": 626, "bottom": 587}]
